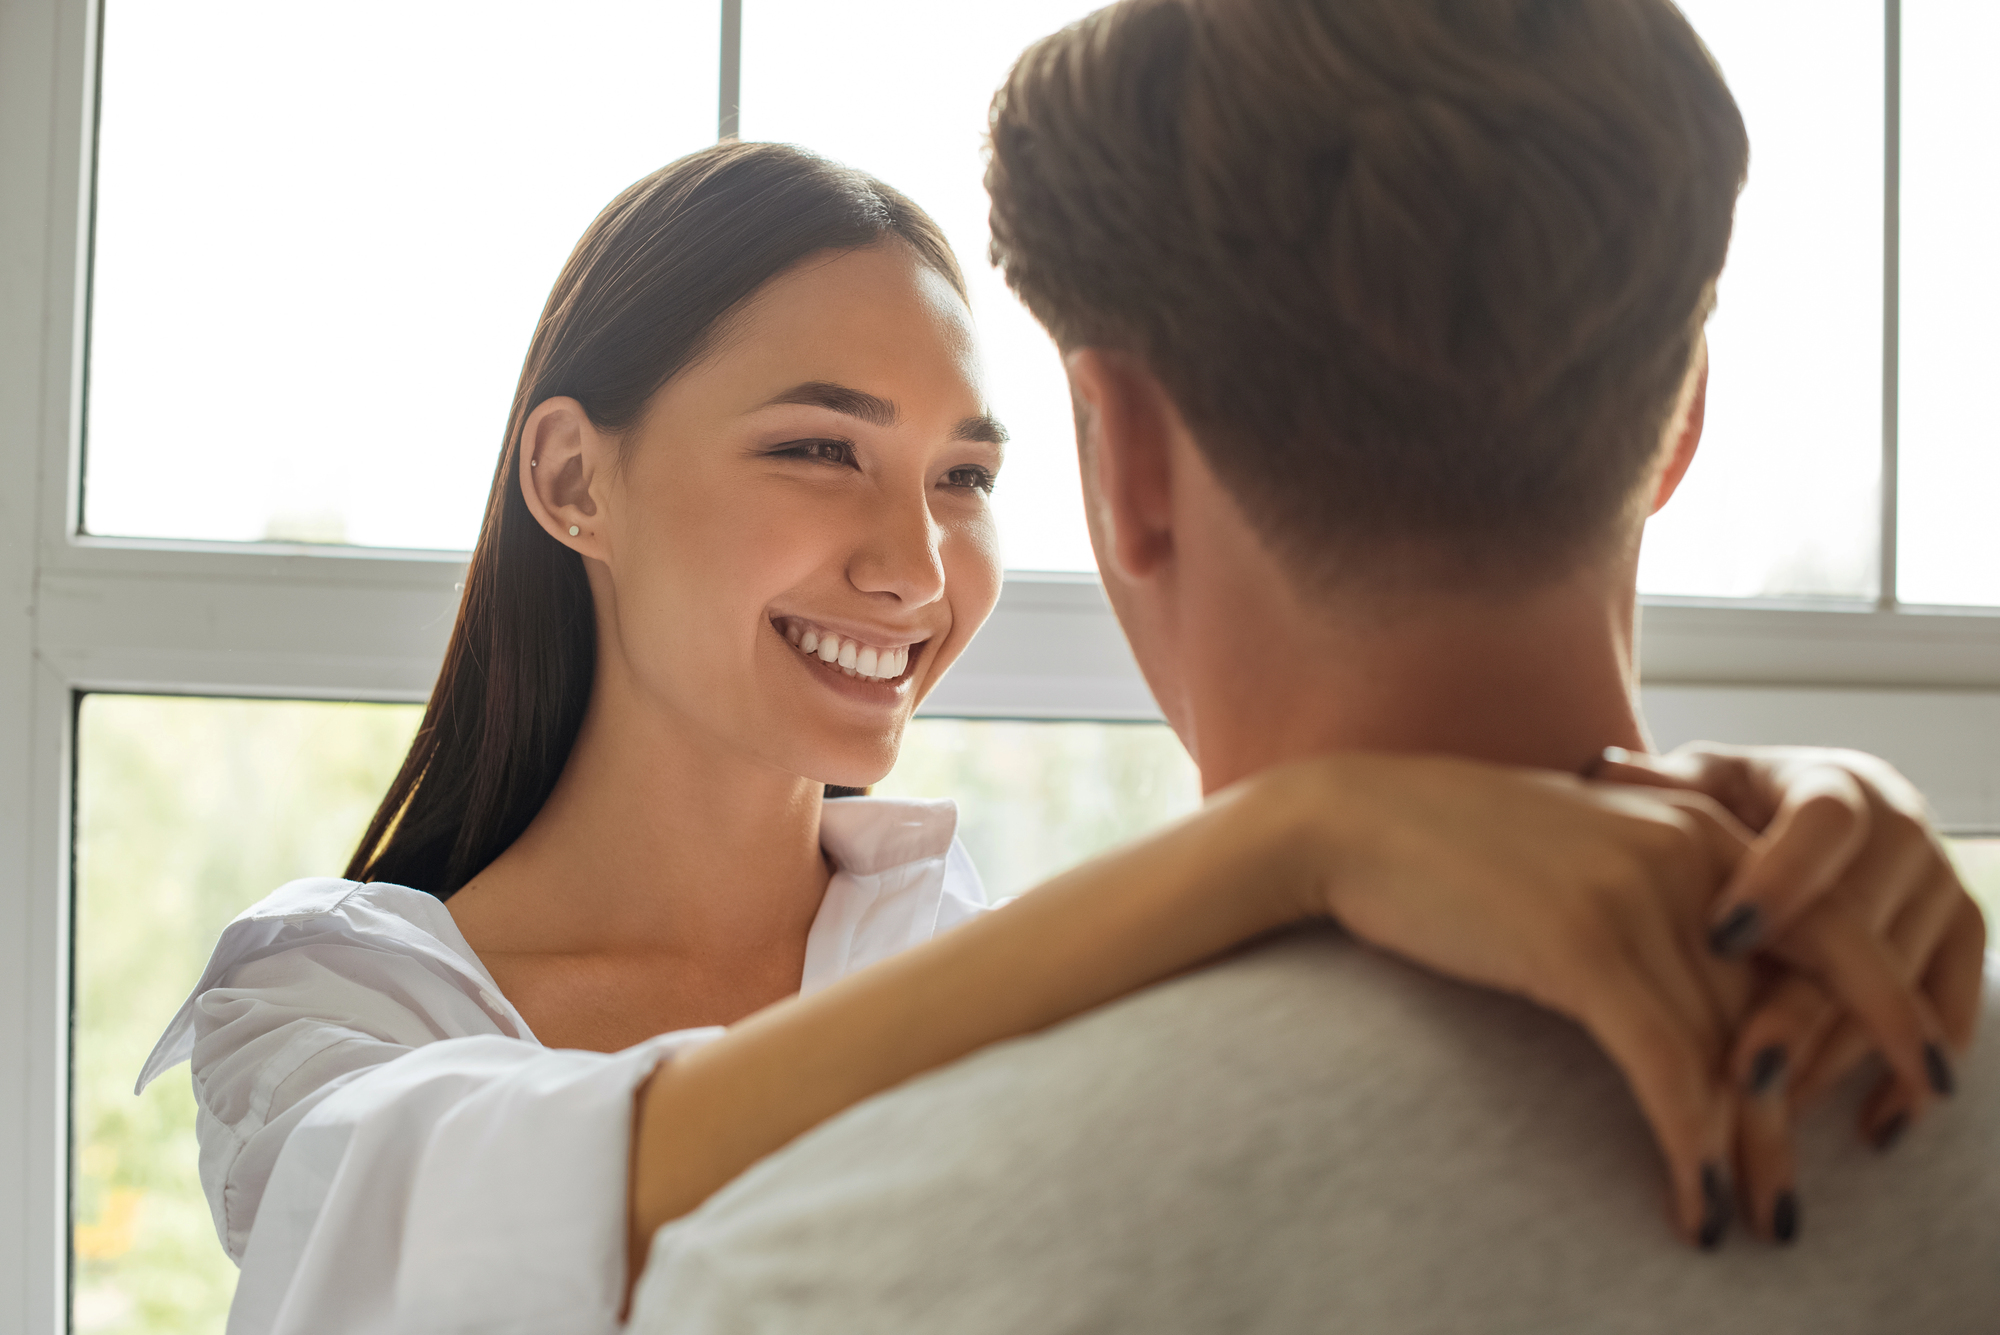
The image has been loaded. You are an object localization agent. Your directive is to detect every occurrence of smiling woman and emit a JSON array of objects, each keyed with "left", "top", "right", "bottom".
[
  {"left": 346, "top": 147, "right": 986, "bottom": 898},
  {"left": 480, "top": 244, "right": 1008, "bottom": 817}
]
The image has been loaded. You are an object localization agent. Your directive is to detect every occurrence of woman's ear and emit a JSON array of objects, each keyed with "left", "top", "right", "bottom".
[
  {"left": 1650, "top": 347, "right": 1709, "bottom": 516},
  {"left": 518, "top": 397, "right": 613, "bottom": 558}
]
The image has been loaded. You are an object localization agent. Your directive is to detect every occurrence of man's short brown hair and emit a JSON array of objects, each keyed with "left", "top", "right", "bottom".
[{"left": 987, "top": 0, "right": 1748, "bottom": 590}]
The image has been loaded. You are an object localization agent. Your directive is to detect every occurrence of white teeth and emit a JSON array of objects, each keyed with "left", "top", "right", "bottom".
[{"left": 781, "top": 619, "right": 913, "bottom": 680}]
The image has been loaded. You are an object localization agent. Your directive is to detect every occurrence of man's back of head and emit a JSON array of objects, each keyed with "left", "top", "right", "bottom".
[{"left": 987, "top": 0, "right": 1747, "bottom": 594}]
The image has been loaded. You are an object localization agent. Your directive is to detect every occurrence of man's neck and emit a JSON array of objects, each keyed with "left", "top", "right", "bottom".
[{"left": 1184, "top": 554, "right": 1648, "bottom": 795}]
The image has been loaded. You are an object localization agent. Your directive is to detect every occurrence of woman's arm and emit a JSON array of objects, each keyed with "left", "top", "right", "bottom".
[{"left": 627, "top": 751, "right": 1770, "bottom": 1282}]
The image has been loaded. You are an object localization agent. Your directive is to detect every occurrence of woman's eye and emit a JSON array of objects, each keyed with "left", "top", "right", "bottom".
[
  {"left": 943, "top": 466, "right": 997, "bottom": 495},
  {"left": 773, "top": 438, "right": 857, "bottom": 468}
]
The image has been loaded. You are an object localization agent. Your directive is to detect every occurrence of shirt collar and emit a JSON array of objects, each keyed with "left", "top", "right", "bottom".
[{"left": 801, "top": 796, "right": 985, "bottom": 996}]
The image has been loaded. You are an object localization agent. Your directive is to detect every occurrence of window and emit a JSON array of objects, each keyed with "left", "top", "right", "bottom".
[{"left": 5, "top": 2, "right": 1997, "bottom": 1330}]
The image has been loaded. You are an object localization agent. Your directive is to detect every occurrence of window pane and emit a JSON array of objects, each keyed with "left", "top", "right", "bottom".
[
  {"left": 1897, "top": 1, "right": 2000, "bottom": 607},
  {"left": 876, "top": 718, "right": 1201, "bottom": 900},
  {"left": 84, "top": 1, "right": 718, "bottom": 551},
  {"left": 1639, "top": 0, "right": 1884, "bottom": 600},
  {"left": 740, "top": 0, "right": 1103, "bottom": 573},
  {"left": 73, "top": 696, "right": 422, "bottom": 1334}
]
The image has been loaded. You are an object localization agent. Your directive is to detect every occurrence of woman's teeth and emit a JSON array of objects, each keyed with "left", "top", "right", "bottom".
[{"left": 784, "top": 621, "right": 911, "bottom": 681}]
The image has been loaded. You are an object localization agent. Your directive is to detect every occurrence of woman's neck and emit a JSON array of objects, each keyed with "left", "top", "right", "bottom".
[{"left": 448, "top": 654, "right": 832, "bottom": 967}]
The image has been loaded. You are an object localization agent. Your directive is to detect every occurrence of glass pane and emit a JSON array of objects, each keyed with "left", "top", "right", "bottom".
[
  {"left": 73, "top": 696, "right": 422, "bottom": 1334},
  {"left": 84, "top": 1, "right": 718, "bottom": 552},
  {"left": 740, "top": 0, "right": 1104, "bottom": 573},
  {"left": 1636, "top": 1, "right": 1883, "bottom": 600},
  {"left": 1897, "top": 1, "right": 2000, "bottom": 607},
  {"left": 1952, "top": 839, "right": 2000, "bottom": 935},
  {"left": 876, "top": 718, "right": 1201, "bottom": 900}
]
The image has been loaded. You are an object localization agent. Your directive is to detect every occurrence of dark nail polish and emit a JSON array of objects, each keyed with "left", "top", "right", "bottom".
[
  {"left": 1748, "top": 1044, "right": 1788, "bottom": 1096},
  {"left": 1874, "top": 1110, "right": 1909, "bottom": 1153},
  {"left": 1925, "top": 1042, "right": 1956, "bottom": 1098},
  {"left": 1772, "top": 1190, "right": 1799, "bottom": 1245},
  {"left": 1699, "top": 1162, "right": 1731, "bottom": 1250},
  {"left": 1708, "top": 904, "right": 1762, "bottom": 959}
]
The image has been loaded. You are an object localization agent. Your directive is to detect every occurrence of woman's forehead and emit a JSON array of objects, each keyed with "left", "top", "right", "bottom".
[{"left": 689, "top": 245, "right": 987, "bottom": 421}]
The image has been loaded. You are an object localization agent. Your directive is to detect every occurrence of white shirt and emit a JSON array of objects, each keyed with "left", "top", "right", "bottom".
[{"left": 137, "top": 797, "right": 988, "bottom": 1335}]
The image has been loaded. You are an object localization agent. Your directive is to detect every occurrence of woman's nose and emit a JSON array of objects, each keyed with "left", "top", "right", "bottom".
[{"left": 847, "top": 490, "right": 946, "bottom": 607}]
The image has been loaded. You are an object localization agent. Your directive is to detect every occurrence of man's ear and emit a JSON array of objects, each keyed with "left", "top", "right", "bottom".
[
  {"left": 518, "top": 397, "right": 612, "bottom": 558},
  {"left": 1065, "top": 348, "right": 1178, "bottom": 583},
  {"left": 1649, "top": 351, "right": 1708, "bottom": 516}
]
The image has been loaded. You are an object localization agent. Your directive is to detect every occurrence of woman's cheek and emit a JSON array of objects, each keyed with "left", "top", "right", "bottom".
[{"left": 925, "top": 509, "right": 1004, "bottom": 684}]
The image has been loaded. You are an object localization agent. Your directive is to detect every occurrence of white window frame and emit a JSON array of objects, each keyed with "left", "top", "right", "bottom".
[{"left": 3, "top": 0, "right": 1996, "bottom": 1329}]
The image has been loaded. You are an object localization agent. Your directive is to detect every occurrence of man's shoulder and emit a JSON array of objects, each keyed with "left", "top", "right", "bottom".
[{"left": 636, "top": 928, "right": 2000, "bottom": 1335}]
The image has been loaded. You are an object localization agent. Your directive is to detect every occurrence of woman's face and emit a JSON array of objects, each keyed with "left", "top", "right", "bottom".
[{"left": 526, "top": 242, "right": 1004, "bottom": 787}]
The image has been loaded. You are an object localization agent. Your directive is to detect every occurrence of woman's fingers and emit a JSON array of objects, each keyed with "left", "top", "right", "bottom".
[
  {"left": 1781, "top": 867, "right": 1973, "bottom": 1107},
  {"left": 1730, "top": 971, "right": 1838, "bottom": 1101},
  {"left": 1781, "top": 908, "right": 1949, "bottom": 1120},
  {"left": 1926, "top": 896, "right": 1988, "bottom": 1051},
  {"left": 1734, "top": 1069, "right": 1799, "bottom": 1243},
  {"left": 1569, "top": 953, "right": 1735, "bottom": 1247},
  {"left": 1592, "top": 746, "right": 1772, "bottom": 830},
  {"left": 1595, "top": 745, "right": 1955, "bottom": 962},
  {"left": 1707, "top": 772, "right": 1871, "bottom": 951}
]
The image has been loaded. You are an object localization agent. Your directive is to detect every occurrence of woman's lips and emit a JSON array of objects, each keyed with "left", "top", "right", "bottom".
[{"left": 772, "top": 616, "right": 922, "bottom": 683}]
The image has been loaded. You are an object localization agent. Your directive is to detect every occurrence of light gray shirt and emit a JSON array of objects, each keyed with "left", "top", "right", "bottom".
[{"left": 633, "top": 926, "right": 2000, "bottom": 1334}]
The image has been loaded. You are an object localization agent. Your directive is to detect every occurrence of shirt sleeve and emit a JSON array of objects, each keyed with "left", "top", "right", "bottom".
[
  {"left": 153, "top": 886, "right": 722, "bottom": 1335},
  {"left": 230, "top": 1023, "right": 717, "bottom": 1335}
]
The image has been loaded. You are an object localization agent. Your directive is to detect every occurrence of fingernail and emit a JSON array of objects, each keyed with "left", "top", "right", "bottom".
[
  {"left": 1708, "top": 904, "right": 1762, "bottom": 959},
  {"left": 1747, "top": 1044, "right": 1788, "bottom": 1097},
  {"left": 1874, "top": 1110, "right": 1908, "bottom": 1153},
  {"left": 1699, "top": 1162, "right": 1731, "bottom": 1250},
  {"left": 1925, "top": 1042, "right": 1956, "bottom": 1098},
  {"left": 1772, "top": 1189, "right": 1799, "bottom": 1245}
]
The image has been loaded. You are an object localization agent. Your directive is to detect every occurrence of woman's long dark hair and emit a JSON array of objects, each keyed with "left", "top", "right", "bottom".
[{"left": 346, "top": 142, "right": 965, "bottom": 898}]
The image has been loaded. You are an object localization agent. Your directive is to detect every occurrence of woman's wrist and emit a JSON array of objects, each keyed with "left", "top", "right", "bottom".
[{"left": 1209, "top": 754, "right": 1369, "bottom": 929}]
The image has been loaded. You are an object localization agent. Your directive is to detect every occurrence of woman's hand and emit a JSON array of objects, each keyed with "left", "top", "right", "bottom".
[
  {"left": 1593, "top": 742, "right": 1986, "bottom": 1241},
  {"left": 1285, "top": 755, "right": 1758, "bottom": 1248}
]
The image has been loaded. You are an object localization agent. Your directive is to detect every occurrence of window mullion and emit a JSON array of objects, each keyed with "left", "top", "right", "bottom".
[
  {"left": 720, "top": 0, "right": 742, "bottom": 141},
  {"left": 1879, "top": 0, "right": 1901, "bottom": 611}
]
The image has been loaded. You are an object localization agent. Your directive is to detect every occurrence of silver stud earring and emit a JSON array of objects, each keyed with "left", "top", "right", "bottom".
[
  {"left": 530, "top": 459, "right": 538, "bottom": 468},
  {"left": 568, "top": 525, "right": 580, "bottom": 536}
]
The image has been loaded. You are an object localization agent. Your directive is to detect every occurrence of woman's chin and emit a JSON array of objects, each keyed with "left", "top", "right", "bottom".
[{"left": 784, "top": 734, "right": 902, "bottom": 794}]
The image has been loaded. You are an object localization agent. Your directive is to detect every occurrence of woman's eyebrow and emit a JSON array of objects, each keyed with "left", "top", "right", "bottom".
[
  {"left": 761, "top": 381, "right": 900, "bottom": 428},
  {"left": 760, "top": 381, "right": 1007, "bottom": 448},
  {"left": 953, "top": 416, "right": 1008, "bottom": 446}
]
